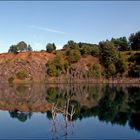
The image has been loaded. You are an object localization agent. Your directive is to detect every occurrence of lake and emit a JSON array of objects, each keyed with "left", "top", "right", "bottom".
[{"left": 0, "top": 83, "right": 140, "bottom": 139}]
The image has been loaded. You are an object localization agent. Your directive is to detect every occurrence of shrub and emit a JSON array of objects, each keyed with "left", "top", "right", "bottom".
[
  {"left": 16, "top": 70, "right": 27, "bottom": 80},
  {"left": 87, "top": 64, "right": 101, "bottom": 78},
  {"left": 8, "top": 77, "right": 14, "bottom": 84},
  {"left": 128, "top": 65, "right": 140, "bottom": 77},
  {"left": 54, "top": 53, "right": 69, "bottom": 72},
  {"left": 46, "top": 61, "right": 59, "bottom": 77},
  {"left": 68, "top": 49, "right": 81, "bottom": 63}
]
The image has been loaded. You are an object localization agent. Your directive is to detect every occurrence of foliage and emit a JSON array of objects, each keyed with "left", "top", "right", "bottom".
[
  {"left": 128, "top": 52, "right": 140, "bottom": 77},
  {"left": 128, "top": 64, "right": 140, "bottom": 77},
  {"left": 8, "top": 41, "right": 32, "bottom": 53},
  {"left": 99, "top": 40, "right": 119, "bottom": 67},
  {"left": 8, "top": 77, "right": 14, "bottom": 84},
  {"left": 67, "top": 49, "right": 81, "bottom": 63},
  {"left": 107, "top": 63, "right": 116, "bottom": 77},
  {"left": 87, "top": 64, "right": 101, "bottom": 78},
  {"left": 46, "top": 53, "right": 69, "bottom": 77},
  {"left": 46, "top": 61, "right": 59, "bottom": 77},
  {"left": 8, "top": 45, "right": 18, "bottom": 54},
  {"left": 27, "top": 44, "right": 33, "bottom": 51},
  {"left": 129, "top": 31, "right": 140, "bottom": 50},
  {"left": 16, "top": 70, "right": 27, "bottom": 80},
  {"left": 17, "top": 41, "right": 27, "bottom": 52},
  {"left": 128, "top": 52, "right": 140, "bottom": 65},
  {"left": 115, "top": 54, "right": 128, "bottom": 74},
  {"left": 54, "top": 53, "right": 69, "bottom": 72},
  {"left": 46, "top": 43, "right": 56, "bottom": 53},
  {"left": 63, "top": 40, "right": 79, "bottom": 50},
  {"left": 111, "top": 37, "right": 129, "bottom": 51},
  {"left": 79, "top": 43, "right": 99, "bottom": 56}
]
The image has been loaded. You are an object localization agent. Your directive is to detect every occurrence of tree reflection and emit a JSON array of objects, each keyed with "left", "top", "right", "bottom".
[
  {"left": 0, "top": 83, "right": 140, "bottom": 132},
  {"left": 9, "top": 110, "right": 32, "bottom": 122}
]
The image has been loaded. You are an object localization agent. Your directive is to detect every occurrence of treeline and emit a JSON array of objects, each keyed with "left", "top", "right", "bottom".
[
  {"left": 7, "top": 31, "right": 140, "bottom": 53},
  {"left": 7, "top": 31, "right": 140, "bottom": 79}
]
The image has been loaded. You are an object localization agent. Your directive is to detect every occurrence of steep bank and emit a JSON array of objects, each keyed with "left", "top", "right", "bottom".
[
  {"left": 0, "top": 52, "right": 55, "bottom": 83},
  {"left": 0, "top": 51, "right": 140, "bottom": 84}
]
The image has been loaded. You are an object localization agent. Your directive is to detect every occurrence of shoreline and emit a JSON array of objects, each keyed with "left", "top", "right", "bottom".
[{"left": 3, "top": 77, "right": 140, "bottom": 84}]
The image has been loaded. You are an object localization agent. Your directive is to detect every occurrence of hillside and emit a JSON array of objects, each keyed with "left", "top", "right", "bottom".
[
  {"left": 0, "top": 49, "right": 140, "bottom": 84},
  {"left": 0, "top": 52, "right": 55, "bottom": 83},
  {"left": 1, "top": 30, "right": 140, "bottom": 84},
  {"left": 0, "top": 51, "right": 103, "bottom": 83}
]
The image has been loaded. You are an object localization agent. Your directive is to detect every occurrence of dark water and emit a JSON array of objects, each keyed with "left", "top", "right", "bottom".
[{"left": 0, "top": 83, "right": 140, "bottom": 139}]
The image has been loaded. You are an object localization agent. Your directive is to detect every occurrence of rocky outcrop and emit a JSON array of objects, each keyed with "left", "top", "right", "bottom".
[{"left": 0, "top": 52, "right": 55, "bottom": 83}]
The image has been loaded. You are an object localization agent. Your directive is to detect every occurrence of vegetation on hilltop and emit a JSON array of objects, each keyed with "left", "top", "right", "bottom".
[{"left": 1, "top": 30, "right": 140, "bottom": 83}]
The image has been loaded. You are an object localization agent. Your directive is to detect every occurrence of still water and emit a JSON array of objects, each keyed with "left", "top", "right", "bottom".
[{"left": 0, "top": 83, "right": 140, "bottom": 139}]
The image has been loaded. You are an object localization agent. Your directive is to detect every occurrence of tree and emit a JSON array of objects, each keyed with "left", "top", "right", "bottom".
[
  {"left": 129, "top": 31, "right": 140, "bottom": 50},
  {"left": 46, "top": 61, "right": 59, "bottom": 77},
  {"left": 111, "top": 37, "right": 128, "bottom": 51},
  {"left": 99, "top": 40, "right": 119, "bottom": 67},
  {"left": 27, "top": 44, "right": 33, "bottom": 51},
  {"left": 108, "top": 63, "right": 116, "bottom": 77},
  {"left": 8, "top": 45, "right": 18, "bottom": 53},
  {"left": 17, "top": 41, "right": 28, "bottom": 52},
  {"left": 63, "top": 40, "right": 79, "bottom": 50},
  {"left": 54, "top": 53, "right": 68, "bottom": 72},
  {"left": 8, "top": 41, "right": 29, "bottom": 53},
  {"left": 68, "top": 49, "right": 81, "bottom": 63},
  {"left": 87, "top": 64, "right": 101, "bottom": 78},
  {"left": 46, "top": 43, "right": 56, "bottom": 53}
]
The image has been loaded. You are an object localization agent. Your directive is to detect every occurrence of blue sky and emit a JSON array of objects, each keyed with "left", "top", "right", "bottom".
[{"left": 0, "top": 1, "right": 140, "bottom": 52}]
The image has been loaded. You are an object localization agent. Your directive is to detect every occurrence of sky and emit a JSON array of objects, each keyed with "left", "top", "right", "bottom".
[{"left": 0, "top": 1, "right": 140, "bottom": 53}]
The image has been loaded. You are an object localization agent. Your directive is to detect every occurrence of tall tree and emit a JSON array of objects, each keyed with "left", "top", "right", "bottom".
[
  {"left": 129, "top": 31, "right": 140, "bottom": 50},
  {"left": 111, "top": 37, "right": 128, "bottom": 51},
  {"left": 46, "top": 43, "right": 56, "bottom": 53},
  {"left": 99, "top": 40, "right": 119, "bottom": 67},
  {"left": 17, "top": 41, "right": 28, "bottom": 52}
]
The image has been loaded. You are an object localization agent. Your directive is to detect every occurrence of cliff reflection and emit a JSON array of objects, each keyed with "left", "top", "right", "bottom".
[{"left": 0, "top": 84, "right": 140, "bottom": 132}]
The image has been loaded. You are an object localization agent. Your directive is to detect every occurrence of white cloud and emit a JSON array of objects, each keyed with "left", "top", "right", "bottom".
[
  {"left": 56, "top": 44, "right": 63, "bottom": 50},
  {"left": 32, "top": 42, "right": 44, "bottom": 51},
  {"left": 30, "top": 25, "right": 66, "bottom": 35}
]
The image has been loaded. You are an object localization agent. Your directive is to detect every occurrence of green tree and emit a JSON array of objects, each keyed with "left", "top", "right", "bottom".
[
  {"left": 17, "top": 41, "right": 28, "bottom": 52},
  {"left": 115, "top": 54, "right": 127, "bottom": 74},
  {"left": 8, "top": 41, "right": 28, "bottom": 53},
  {"left": 68, "top": 49, "right": 81, "bottom": 63},
  {"left": 99, "top": 41, "right": 119, "bottom": 67},
  {"left": 8, "top": 45, "right": 18, "bottom": 53},
  {"left": 129, "top": 31, "right": 140, "bottom": 50},
  {"left": 46, "top": 43, "right": 56, "bottom": 53},
  {"left": 63, "top": 40, "right": 79, "bottom": 50},
  {"left": 27, "top": 44, "right": 33, "bottom": 51},
  {"left": 108, "top": 63, "right": 116, "bottom": 76},
  {"left": 111, "top": 37, "right": 128, "bottom": 51},
  {"left": 46, "top": 61, "right": 59, "bottom": 77},
  {"left": 87, "top": 64, "right": 101, "bottom": 78},
  {"left": 54, "top": 53, "right": 68, "bottom": 72}
]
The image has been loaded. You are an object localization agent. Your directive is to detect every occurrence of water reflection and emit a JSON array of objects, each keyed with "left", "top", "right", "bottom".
[{"left": 0, "top": 83, "right": 140, "bottom": 133}]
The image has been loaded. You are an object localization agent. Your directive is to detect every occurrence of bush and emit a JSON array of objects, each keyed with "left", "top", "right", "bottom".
[
  {"left": 8, "top": 77, "right": 14, "bottom": 84},
  {"left": 46, "top": 53, "right": 69, "bottom": 77},
  {"left": 87, "top": 64, "right": 101, "bottom": 78},
  {"left": 16, "top": 70, "right": 27, "bottom": 80},
  {"left": 46, "top": 61, "right": 59, "bottom": 77},
  {"left": 115, "top": 54, "right": 128, "bottom": 74},
  {"left": 68, "top": 49, "right": 81, "bottom": 63},
  {"left": 54, "top": 53, "right": 69, "bottom": 72},
  {"left": 128, "top": 65, "right": 140, "bottom": 77}
]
